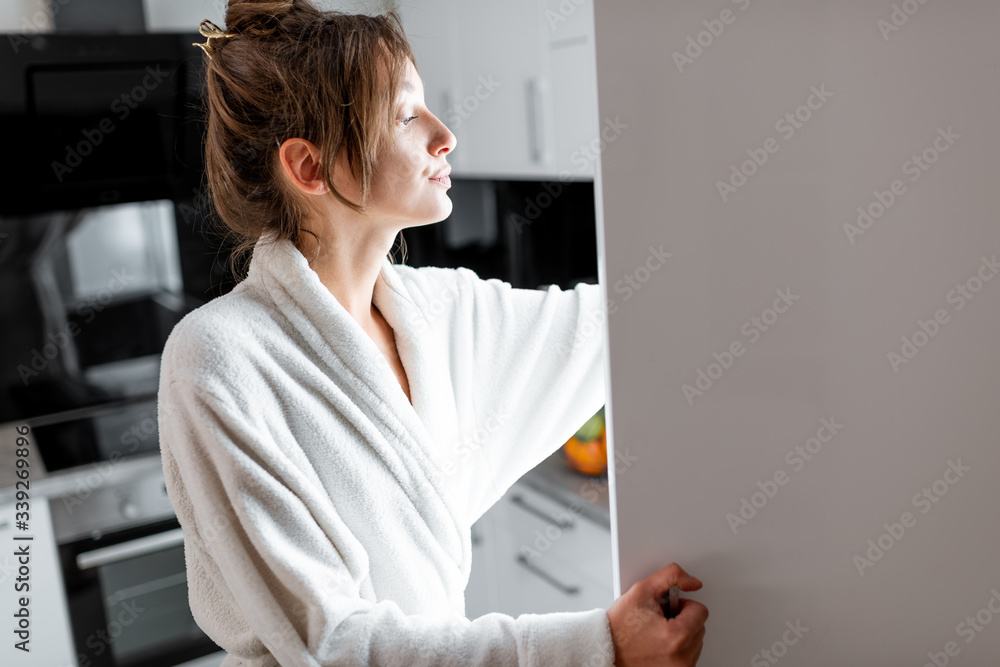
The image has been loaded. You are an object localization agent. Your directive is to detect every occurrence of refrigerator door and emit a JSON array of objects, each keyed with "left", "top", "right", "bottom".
[{"left": 593, "top": 1, "right": 1000, "bottom": 664}]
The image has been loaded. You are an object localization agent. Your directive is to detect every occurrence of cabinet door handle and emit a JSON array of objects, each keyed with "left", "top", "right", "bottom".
[
  {"left": 516, "top": 553, "right": 580, "bottom": 594},
  {"left": 526, "top": 78, "right": 546, "bottom": 164},
  {"left": 511, "top": 493, "right": 575, "bottom": 529}
]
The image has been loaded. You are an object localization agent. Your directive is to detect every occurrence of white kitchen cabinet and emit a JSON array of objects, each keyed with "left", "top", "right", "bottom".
[
  {"left": 401, "top": 0, "right": 600, "bottom": 180},
  {"left": 544, "top": 0, "right": 599, "bottom": 179},
  {"left": 0, "top": 500, "right": 76, "bottom": 666},
  {"left": 447, "top": 0, "right": 551, "bottom": 179},
  {"left": 548, "top": 35, "right": 600, "bottom": 179},
  {"left": 142, "top": 0, "right": 601, "bottom": 180},
  {"left": 442, "top": 0, "right": 599, "bottom": 180},
  {"left": 466, "top": 480, "right": 613, "bottom": 619},
  {"left": 394, "top": 0, "right": 470, "bottom": 173},
  {"left": 464, "top": 510, "right": 501, "bottom": 618}
]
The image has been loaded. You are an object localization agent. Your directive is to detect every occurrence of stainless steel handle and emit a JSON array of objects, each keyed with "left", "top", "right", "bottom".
[
  {"left": 516, "top": 553, "right": 580, "bottom": 595},
  {"left": 510, "top": 493, "right": 575, "bottom": 529},
  {"left": 526, "top": 78, "right": 546, "bottom": 164},
  {"left": 76, "top": 528, "right": 185, "bottom": 570}
]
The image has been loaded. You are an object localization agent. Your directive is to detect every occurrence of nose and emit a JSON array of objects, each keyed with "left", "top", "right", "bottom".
[{"left": 431, "top": 115, "right": 457, "bottom": 156}]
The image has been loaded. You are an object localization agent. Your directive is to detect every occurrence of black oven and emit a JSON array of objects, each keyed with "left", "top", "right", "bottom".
[{"left": 51, "top": 462, "right": 221, "bottom": 667}]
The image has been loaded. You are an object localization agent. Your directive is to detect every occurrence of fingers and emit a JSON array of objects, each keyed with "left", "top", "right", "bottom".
[
  {"left": 650, "top": 562, "right": 703, "bottom": 594},
  {"left": 673, "top": 598, "right": 709, "bottom": 628},
  {"left": 664, "top": 597, "right": 709, "bottom": 655},
  {"left": 684, "top": 626, "right": 707, "bottom": 662}
]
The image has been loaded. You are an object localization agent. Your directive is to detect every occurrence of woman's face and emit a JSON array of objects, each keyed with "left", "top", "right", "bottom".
[{"left": 345, "top": 58, "right": 457, "bottom": 230}]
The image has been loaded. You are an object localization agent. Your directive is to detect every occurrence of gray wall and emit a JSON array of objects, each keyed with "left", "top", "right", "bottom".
[{"left": 593, "top": 1, "right": 1000, "bottom": 664}]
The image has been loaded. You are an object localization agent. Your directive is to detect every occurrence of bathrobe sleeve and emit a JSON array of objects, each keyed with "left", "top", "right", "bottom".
[
  {"left": 445, "top": 270, "right": 609, "bottom": 523},
  {"left": 159, "top": 375, "right": 617, "bottom": 667}
]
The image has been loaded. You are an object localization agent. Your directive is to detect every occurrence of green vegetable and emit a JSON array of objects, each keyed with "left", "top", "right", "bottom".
[{"left": 575, "top": 406, "right": 605, "bottom": 441}]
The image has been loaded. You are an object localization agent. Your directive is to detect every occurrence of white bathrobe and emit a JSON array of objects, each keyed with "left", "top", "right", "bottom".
[{"left": 157, "top": 231, "right": 613, "bottom": 666}]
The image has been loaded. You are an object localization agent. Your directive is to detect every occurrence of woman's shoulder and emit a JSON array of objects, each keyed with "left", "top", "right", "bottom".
[
  {"left": 388, "top": 261, "right": 477, "bottom": 291},
  {"left": 388, "top": 261, "right": 519, "bottom": 304},
  {"left": 160, "top": 282, "right": 279, "bottom": 390}
]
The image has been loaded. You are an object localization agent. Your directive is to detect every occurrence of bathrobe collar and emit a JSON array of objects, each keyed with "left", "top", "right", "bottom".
[{"left": 243, "top": 231, "right": 468, "bottom": 555}]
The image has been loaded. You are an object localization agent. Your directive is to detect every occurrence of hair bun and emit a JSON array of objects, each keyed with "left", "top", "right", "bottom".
[{"left": 225, "top": 0, "right": 295, "bottom": 37}]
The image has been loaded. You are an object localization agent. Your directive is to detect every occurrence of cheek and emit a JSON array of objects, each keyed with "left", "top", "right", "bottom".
[{"left": 373, "top": 140, "right": 427, "bottom": 194}]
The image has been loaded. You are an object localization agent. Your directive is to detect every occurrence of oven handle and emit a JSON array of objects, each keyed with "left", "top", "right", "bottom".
[{"left": 76, "top": 527, "right": 186, "bottom": 570}]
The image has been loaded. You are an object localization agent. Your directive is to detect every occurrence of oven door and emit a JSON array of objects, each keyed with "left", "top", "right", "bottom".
[{"left": 58, "top": 517, "right": 220, "bottom": 667}]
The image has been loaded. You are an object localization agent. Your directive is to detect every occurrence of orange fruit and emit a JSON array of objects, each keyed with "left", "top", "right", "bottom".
[{"left": 562, "top": 429, "right": 607, "bottom": 476}]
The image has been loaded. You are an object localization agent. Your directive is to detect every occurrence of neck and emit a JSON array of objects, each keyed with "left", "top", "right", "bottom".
[{"left": 295, "top": 223, "right": 399, "bottom": 331}]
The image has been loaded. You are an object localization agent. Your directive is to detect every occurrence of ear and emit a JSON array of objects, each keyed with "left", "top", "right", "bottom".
[{"left": 277, "top": 138, "right": 329, "bottom": 195}]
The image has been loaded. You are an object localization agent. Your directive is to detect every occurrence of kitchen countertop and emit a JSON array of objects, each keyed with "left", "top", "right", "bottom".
[{"left": 518, "top": 448, "right": 611, "bottom": 530}]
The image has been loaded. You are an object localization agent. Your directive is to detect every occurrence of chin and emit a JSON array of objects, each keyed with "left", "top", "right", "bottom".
[{"left": 408, "top": 200, "right": 453, "bottom": 228}]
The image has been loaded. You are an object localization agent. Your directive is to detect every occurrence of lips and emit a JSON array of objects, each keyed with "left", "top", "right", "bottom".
[{"left": 430, "top": 166, "right": 451, "bottom": 187}]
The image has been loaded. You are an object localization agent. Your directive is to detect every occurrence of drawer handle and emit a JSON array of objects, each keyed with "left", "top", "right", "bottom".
[
  {"left": 510, "top": 494, "right": 575, "bottom": 529},
  {"left": 516, "top": 553, "right": 580, "bottom": 595}
]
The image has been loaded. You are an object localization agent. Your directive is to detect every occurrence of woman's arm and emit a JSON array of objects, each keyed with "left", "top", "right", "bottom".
[
  {"left": 434, "top": 268, "right": 609, "bottom": 524},
  {"left": 158, "top": 376, "right": 615, "bottom": 667}
]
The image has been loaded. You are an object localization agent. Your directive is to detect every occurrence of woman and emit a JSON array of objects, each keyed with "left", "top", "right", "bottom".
[{"left": 159, "top": 1, "right": 708, "bottom": 665}]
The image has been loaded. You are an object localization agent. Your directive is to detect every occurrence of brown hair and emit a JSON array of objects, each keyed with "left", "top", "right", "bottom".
[{"left": 197, "top": 0, "right": 415, "bottom": 279}]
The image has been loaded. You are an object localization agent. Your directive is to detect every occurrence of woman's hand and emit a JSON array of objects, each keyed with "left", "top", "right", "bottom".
[{"left": 606, "top": 562, "right": 708, "bottom": 667}]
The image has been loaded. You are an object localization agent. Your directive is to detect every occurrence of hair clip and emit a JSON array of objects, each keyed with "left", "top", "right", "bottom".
[{"left": 192, "top": 19, "right": 236, "bottom": 59}]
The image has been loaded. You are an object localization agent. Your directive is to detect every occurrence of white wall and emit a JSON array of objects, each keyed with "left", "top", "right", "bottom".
[{"left": 594, "top": 0, "right": 1000, "bottom": 664}]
